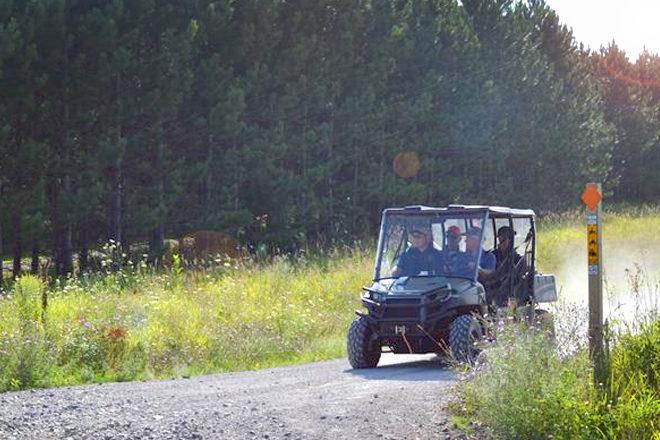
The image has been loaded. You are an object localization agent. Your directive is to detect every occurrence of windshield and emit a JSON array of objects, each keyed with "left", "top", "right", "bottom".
[{"left": 375, "top": 211, "right": 489, "bottom": 281}]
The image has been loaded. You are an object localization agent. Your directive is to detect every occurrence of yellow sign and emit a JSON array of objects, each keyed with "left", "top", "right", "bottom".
[{"left": 587, "top": 224, "right": 598, "bottom": 265}]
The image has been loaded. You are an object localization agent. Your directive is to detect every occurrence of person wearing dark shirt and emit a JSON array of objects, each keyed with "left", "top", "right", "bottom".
[
  {"left": 392, "top": 228, "right": 443, "bottom": 277},
  {"left": 483, "top": 226, "right": 527, "bottom": 306},
  {"left": 492, "top": 226, "right": 522, "bottom": 269}
]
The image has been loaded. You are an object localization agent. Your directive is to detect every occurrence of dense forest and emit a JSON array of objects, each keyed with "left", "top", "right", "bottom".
[{"left": 0, "top": 0, "right": 658, "bottom": 279}]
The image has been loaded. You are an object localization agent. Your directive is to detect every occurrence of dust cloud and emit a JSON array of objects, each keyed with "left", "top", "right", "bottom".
[{"left": 549, "top": 232, "right": 660, "bottom": 323}]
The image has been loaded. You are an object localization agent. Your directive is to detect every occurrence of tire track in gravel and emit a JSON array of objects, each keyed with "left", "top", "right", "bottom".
[{"left": 0, "top": 354, "right": 461, "bottom": 440}]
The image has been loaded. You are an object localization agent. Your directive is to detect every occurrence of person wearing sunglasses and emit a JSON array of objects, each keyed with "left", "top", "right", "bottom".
[{"left": 392, "top": 227, "right": 443, "bottom": 277}]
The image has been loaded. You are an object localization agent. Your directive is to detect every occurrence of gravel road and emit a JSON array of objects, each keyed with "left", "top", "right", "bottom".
[{"left": 0, "top": 354, "right": 461, "bottom": 440}]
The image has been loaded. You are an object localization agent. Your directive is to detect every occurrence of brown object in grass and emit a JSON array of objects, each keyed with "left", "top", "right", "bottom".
[{"left": 180, "top": 231, "right": 242, "bottom": 261}]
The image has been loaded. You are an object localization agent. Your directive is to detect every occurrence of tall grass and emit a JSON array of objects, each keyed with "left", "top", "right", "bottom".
[
  {"left": 0, "top": 276, "right": 51, "bottom": 390},
  {"left": 453, "top": 290, "right": 660, "bottom": 439},
  {"left": 451, "top": 208, "right": 660, "bottom": 439},
  {"left": 0, "top": 209, "right": 659, "bottom": 394},
  {"left": 0, "top": 249, "right": 372, "bottom": 390},
  {"left": 536, "top": 206, "right": 660, "bottom": 275}
]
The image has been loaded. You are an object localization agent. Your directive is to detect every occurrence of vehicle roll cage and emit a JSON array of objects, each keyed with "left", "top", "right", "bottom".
[{"left": 374, "top": 205, "right": 537, "bottom": 291}]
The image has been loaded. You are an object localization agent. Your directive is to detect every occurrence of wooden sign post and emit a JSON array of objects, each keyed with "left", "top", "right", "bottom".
[{"left": 581, "top": 183, "right": 604, "bottom": 383}]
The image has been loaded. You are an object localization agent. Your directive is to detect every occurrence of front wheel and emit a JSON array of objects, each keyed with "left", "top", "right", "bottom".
[
  {"left": 449, "top": 314, "right": 483, "bottom": 364},
  {"left": 347, "top": 316, "right": 381, "bottom": 369}
]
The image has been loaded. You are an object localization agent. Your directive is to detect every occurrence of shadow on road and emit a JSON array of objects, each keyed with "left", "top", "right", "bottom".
[{"left": 344, "top": 354, "right": 456, "bottom": 382}]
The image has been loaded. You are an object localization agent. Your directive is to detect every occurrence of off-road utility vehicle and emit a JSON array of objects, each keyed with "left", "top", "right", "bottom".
[{"left": 347, "top": 205, "right": 557, "bottom": 368}]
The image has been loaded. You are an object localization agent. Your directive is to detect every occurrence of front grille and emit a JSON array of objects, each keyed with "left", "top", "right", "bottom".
[
  {"left": 386, "top": 298, "right": 421, "bottom": 305},
  {"left": 381, "top": 297, "right": 420, "bottom": 319},
  {"left": 382, "top": 307, "right": 418, "bottom": 319}
]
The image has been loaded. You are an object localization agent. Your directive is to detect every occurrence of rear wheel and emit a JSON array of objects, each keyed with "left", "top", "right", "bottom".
[
  {"left": 449, "top": 314, "right": 483, "bottom": 364},
  {"left": 347, "top": 316, "right": 381, "bottom": 369}
]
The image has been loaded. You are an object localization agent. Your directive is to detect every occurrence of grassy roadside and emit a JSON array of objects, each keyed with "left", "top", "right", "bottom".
[
  {"left": 451, "top": 207, "right": 660, "bottom": 439},
  {"left": 451, "top": 308, "right": 659, "bottom": 439},
  {"left": 0, "top": 208, "right": 659, "bottom": 394},
  {"left": 0, "top": 250, "right": 371, "bottom": 391}
]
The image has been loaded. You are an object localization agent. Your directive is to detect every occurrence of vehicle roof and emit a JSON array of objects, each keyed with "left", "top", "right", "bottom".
[{"left": 383, "top": 204, "right": 536, "bottom": 218}]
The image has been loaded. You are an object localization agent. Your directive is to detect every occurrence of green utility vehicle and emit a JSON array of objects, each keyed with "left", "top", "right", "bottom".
[{"left": 347, "top": 205, "right": 557, "bottom": 367}]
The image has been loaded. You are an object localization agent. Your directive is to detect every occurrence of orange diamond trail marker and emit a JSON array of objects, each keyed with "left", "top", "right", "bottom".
[{"left": 581, "top": 183, "right": 602, "bottom": 211}]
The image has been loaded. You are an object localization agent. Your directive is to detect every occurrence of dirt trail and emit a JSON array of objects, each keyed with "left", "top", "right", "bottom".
[{"left": 0, "top": 354, "right": 461, "bottom": 440}]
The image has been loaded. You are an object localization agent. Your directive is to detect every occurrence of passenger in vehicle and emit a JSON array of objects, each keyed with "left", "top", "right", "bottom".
[
  {"left": 392, "top": 227, "right": 443, "bottom": 277},
  {"left": 445, "top": 227, "right": 495, "bottom": 278},
  {"left": 493, "top": 226, "right": 521, "bottom": 269},
  {"left": 445, "top": 225, "right": 462, "bottom": 253},
  {"left": 465, "top": 227, "right": 496, "bottom": 273},
  {"left": 482, "top": 226, "right": 528, "bottom": 306},
  {"left": 437, "top": 225, "right": 464, "bottom": 275}
]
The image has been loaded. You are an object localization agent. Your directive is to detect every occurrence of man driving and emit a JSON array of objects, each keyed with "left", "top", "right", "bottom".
[{"left": 392, "top": 227, "right": 443, "bottom": 277}]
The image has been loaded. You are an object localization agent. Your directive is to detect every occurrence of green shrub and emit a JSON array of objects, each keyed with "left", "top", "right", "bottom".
[
  {"left": 610, "top": 319, "right": 659, "bottom": 397},
  {"left": 14, "top": 275, "right": 44, "bottom": 326},
  {"left": 604, "top": 318, "right": 660, "bottom": 439},
  {"left": 1, "top": 276, "right": 53, "bottom": 390},
  {"left": 455, "top": 314, "right": 660, "bottom": 440},
  {"left": 453, "top": 210, "right": 660, "bottom": 439},
  {"left": 458, "top": 321, "right": 605, "bottom": 440},
  {"left": 0, "top": 248, "right": 370, "bottom": 389}
]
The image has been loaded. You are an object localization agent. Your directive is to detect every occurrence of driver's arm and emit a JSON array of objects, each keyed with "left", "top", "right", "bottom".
[{"left": 392, "top": 252, "right": 408, "bottom": 277}]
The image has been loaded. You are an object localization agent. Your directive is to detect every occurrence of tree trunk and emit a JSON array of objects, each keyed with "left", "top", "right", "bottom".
[
  {"left": 204, "top": 131, "right": 214, "bottom": 218},
  {"left": 428, "top": 157, "right": 435, "bottom": 202},
  {"left": 301, "top": 107, "right": 309, "bottom": 223},
  {"left": 79, "top": 227, "right": 88, "bottom": 273},
  {"left": 378, "top": 144, "right": 385, "bottom": 206},
  {"left": 59, "top": 32, "right": 73, "bottom": 276},
  {"left": 112, "top": 157, "right": 123, "bottom": 243},
  {"left": 61, "top": 176, "right": 74, "bottom": 275},
  {"left": 353, "top": 144, "right": 359, "bottom": 213},
  {"left": 121, "top": 173, "right": 129, "bottom": 261},
  {"left": 0, "top": 182, "right": 3, "bottom": 289},
  {"left": 234, "top": 181, "right": 239, "bottom": 211},
  {"left": 12, "top": 212, "right": 21, "bottom": 279},
  {"left": 46, "top": 178, "right": 61, "bottom": 275},
  {"left": 150, "top": 121, "right": 166, "bottom": 266},
  {"left": 31, "top": 241, "right": 39, "bottom": 275},
  {"left": 327, "top": 118, "right": 335, "bottom": 235},
  {"left": 150, "top": 225, "right": 165, "bottom": 267},
  {"left": 112, "top": 73, "right": 123, "bottom": 253}
]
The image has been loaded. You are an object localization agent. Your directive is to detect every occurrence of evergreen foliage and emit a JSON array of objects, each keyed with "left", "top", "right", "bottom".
[{"left": 0, "top": 0, "right": 657, "bottom": 274}]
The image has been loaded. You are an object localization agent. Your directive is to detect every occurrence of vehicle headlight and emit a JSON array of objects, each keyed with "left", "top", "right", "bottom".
[{"left": 363, "top": 291, "right": 384, "bottom": 302}]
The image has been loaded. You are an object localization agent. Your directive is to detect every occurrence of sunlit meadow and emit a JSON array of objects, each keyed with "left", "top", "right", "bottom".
[{"left": 0, "top": 208, "right": 658, "bottom": 393}]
